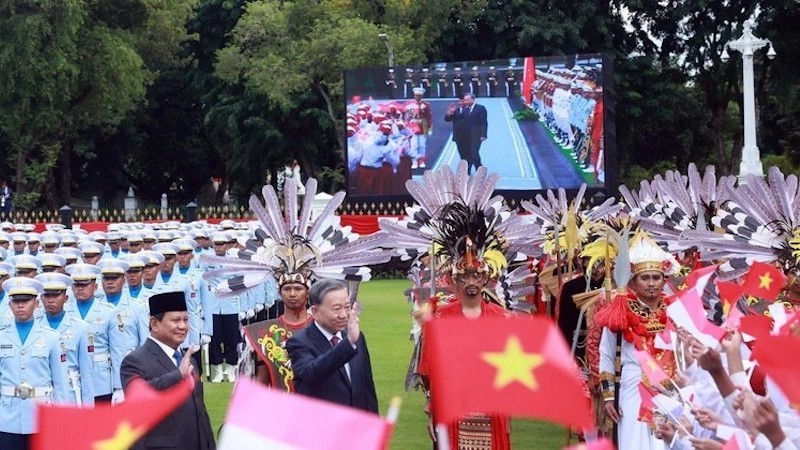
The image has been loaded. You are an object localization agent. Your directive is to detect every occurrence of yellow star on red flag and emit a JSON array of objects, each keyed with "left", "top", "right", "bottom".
[
  {"left": 93, "top": 421, "right": 145, "bottom": 450},
  {"left": 481, "top": 335, "right": 545, "bottom": 390},
  {"left": 758, "top": 272, "right": 773, "bottom": 290}
]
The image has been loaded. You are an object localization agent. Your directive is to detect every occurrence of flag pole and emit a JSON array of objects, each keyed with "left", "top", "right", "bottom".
[
  {"left": 435, "top": 424, "right": 451, "bottom": 450},
  {"left": 553, "top": 219, "right": 563, "bottom": 320},
  {"left": 429, "top": 242, "right": 436, "bottom": 300},
  {"left": 382, "top": 397, "right": 403, "bottom": 450},
  {"left": 386, "top": 396, "right": 402, "bottom": 424}
]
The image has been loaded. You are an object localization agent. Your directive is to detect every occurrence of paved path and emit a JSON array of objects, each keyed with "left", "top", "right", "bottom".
[{"left": 429, "top": 97, "right": 543, "bottom": 190}]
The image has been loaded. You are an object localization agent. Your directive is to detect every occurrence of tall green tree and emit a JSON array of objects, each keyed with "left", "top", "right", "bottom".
[{"left": 0, "top": 0, "right": 196, "bottom": 208}]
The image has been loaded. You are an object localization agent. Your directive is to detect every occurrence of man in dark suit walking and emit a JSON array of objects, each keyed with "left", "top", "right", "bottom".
[
  {"left": 121, "top": 291, "right": 216, "bottom": 449},
  {"left": 444, "top": 93, "right": 488, "bottom": 173},
  {"left": 286, "top": 279, "right": 379, "bottom": 414}
]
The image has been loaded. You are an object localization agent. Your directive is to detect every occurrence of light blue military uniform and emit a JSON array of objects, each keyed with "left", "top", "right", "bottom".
[
  {"left": 0, "top": 262, "right": 13, "bottom": 327},
  {"left": 173, "top": 239, "right": 214, "bottom": 347},
  {"left": 0, "top": 278, "right": 72, "bottom": 436},
  {"left": 35, "top": 272, "right": 95, "bottom": 406},
  {"left": 96, "top": 259, "right": 149, "bottom": 392},
  {"left": 64, "top": 264, "right": 115, "bottom": 398}
]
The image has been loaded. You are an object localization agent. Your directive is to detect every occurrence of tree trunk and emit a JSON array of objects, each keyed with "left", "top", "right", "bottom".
[
  {"left": 59, "top": 143, "right": 72, "bottom": 206},
  {"left": 315, "top": 82, "right": 344, "bottom": 158},
  {"left": 14, "top": 146, "right": 30, "bottom": 206}
]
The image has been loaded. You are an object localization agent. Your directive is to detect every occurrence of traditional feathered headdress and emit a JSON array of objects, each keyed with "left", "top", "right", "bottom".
[
  {"left": 620, "top": 163, "right": 734, "bottom": 252},
  {"left": 378, "top": 160, "right": 538, "bottom": 262},
  {"left": 682, "top": 167, "right": 800, "bottom": 276},
  {"left": 522, "top": 184, "right": 623, "bottom": 258},
  {"left": 201, "top": 178, "right": 391, "bottom": 295},
  {"left": 380, "top": 160, "right": 539, "bottom": 311},
  {"left": 430, "top": 202, "right": 508, "bottom": 277}
]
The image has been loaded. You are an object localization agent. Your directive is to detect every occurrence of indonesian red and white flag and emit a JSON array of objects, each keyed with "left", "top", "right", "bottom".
[
  {"left": 218, "top": 379, "right": 393, "bottom": 450},
  {"left": 667, "top": 288, "right": 724, "bottom": 348}
]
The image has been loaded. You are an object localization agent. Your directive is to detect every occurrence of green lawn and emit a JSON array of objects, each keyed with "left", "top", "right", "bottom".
[{"left": 204, "top": 279, "right": 568, "bottom": 449}]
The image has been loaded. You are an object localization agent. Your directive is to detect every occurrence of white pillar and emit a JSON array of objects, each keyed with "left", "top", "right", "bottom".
[{"left": 725, "top": 20, "right": 774, "bottom": 181}]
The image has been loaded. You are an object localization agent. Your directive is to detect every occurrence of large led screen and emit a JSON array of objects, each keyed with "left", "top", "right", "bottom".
[{"left": 344, "top": 53, "right": 614, "bottom": 199}]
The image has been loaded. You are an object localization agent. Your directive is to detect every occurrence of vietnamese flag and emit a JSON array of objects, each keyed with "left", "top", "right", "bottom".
[
  {"left": 425, "top": 316, "right": 593, "bottom": 428},
  {"left": 33, "top": 377, "right": 192, "bottom": 450},
  {"left": 637, "top": 383, "right": 657, "bottom": 423},
  {"left": 740, "top": 314, "right": 773, "bottom": 341},
  {"left": 633, "top": 350, "right": 669, "bottom": 385},
  {"left": 752, "top": 335, "right": 800, "bottom": 407},
  {"left": 741, "top": 262, "right": 788, "bottom": 301},
  {"left": 716, "top": 280, "right": 744, "bottom": 306}
]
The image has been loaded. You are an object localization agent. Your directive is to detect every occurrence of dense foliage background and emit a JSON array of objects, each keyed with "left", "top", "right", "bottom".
[{"left": 1, "top": 0, "right": 798, "bottom": 209}]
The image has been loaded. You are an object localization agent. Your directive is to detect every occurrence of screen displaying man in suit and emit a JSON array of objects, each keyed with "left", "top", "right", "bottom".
[
  {"left": 444, "top": 93, "right": 488, "bottom": 174},
  {"left": 120, "top": 291, "right": 216, "bottom": 450},
  {"left": 286, "top": 279, "right": 378, "bottom": 414}
]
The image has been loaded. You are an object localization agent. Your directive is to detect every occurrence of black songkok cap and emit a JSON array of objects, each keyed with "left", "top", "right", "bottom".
[{"left": 148, "top": 291, "right": 187, "bottom": 316}]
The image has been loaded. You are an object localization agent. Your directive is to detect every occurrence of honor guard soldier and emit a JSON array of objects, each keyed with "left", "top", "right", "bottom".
[
  {"left": 505, "top": 66, "right": 518, "bottom": 97},
  {"left": 35, "top": 272, "right": 95, "bottom": 407},
  {"left": 171, "top": 239, "right": 213, "bottom": 367},
  {"left": 10, "top": 233, "right": 27, "bottom": 257},
  {"left": 0, "top": 232, "right": 9, "bottom": 251},
  {"left": 54, "top": 247, "right": 81, "bottom": 266},
  {"left": 40, "top": 233, "right": 59, "bottom": 254},
  {"left": 25, "top": 234, "right": 41, "bottom": 257},
  {"left": 469, "top": 65, "right": 481, "bottom": 96},
  {"left": 403, "top": 67, "right": 417, "bottom": 99},
  {"left": 486, "top": 66, "right": 498, "bottom": 97},
  {"left": 137, "top": 250, "right": 165, "bottom": 306},
  {"left": 64, "top": 263, "right": 115, "bottom": 403},
  {"left": 436, "top": 67, "right": 448, "bottom": 98},
  {"left": 106, "top": 232, "right": 123, "bottom": 259},
  {"left": 40, "top": 254, "right": 66, "bottom": 274},
  {"left": 205, "top": 232, "right": 245, "bottom": 382},
  {"left": 96, "top": 259, "right": 148, "bottom": 404},
  {"left": 126, "top": 232, "right": 144, "bottom": 254},
  {"left": 385, "top": 68, "right": 397, "bottom": 99},
  {"left": 121, "top": 254, "right": 149, "bottom": 305},
  {"left": 12, "top": 255, "right": 41, "bottom": 279},
  {"left": 452, "top": 66, "right": 464, "bottom": 98},
  {"left": 0, "top": 262, "right": 13, "bottom": 326},
  {"left": 59, "top": 232, "right": 78, "bottom": 248},
  {"left": 0, "top": 277, "right": 71, "bottom": 450},
  {"left": 421, "top": 67, "right": 432, "bottom": 92},
  {"left": 142, "top": 231, "right": 157, "bottom": 250},
  {"left": 78, "top": 241, "right": 104, "bottom": 266}
]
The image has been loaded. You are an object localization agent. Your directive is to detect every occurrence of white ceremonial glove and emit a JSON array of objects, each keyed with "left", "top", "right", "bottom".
[
  {"left": 255, "top": 303, "right": 265, "bottom": 313},
  {"left": 246, "top": 309, "right": 255, "bottom": 319},
  {"left": 112, "top": 389, "right": 125, "bottom": 405},
  {"left": 200, "top": 334, "right": 212, "bottom": 345},
  {"left": 238, "top": 311, "right": 246, "bottom": 321}
]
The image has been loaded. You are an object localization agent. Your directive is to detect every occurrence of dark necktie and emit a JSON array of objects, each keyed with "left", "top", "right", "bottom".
[
  {"left": 330, "top": 335, "right": 341, "bottom": 346},
  {"left": 173, "top": 349, "right": 182, "bottom": 366}
]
